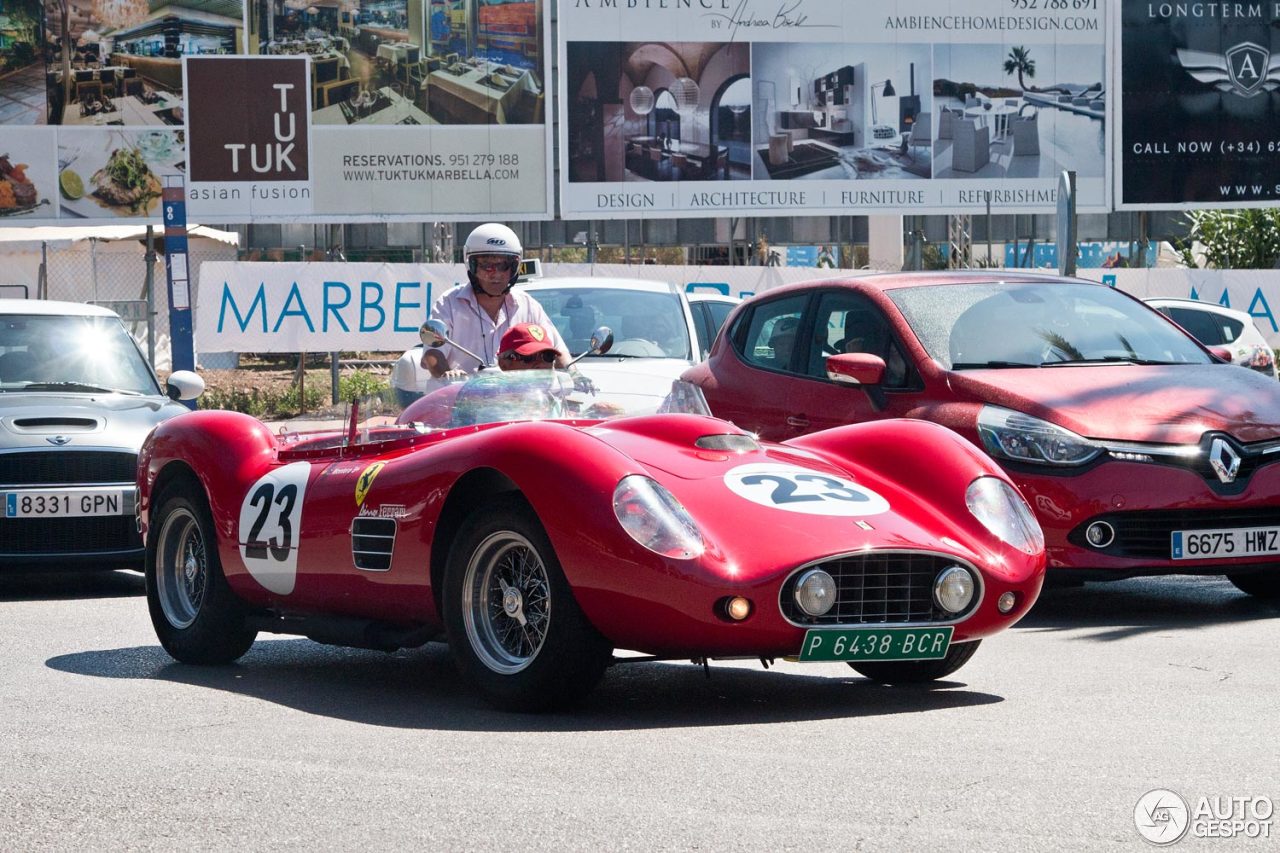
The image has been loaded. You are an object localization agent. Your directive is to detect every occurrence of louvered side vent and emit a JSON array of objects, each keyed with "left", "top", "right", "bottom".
[{"left": 351, "top": 517, "right": 397, "bottom": 571}]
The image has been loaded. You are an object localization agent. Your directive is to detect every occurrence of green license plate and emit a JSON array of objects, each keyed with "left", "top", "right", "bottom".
[{"left": 798, "top": 626, "right": 954, "bottom": 662}]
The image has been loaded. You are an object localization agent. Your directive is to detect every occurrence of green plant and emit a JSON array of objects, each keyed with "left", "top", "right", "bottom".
[
  {"left": 1182, "top": 209, "right": 1280, "bottom": 269},
  {"left": 339, "top": 369, "right": 389, "bottom": 402}
]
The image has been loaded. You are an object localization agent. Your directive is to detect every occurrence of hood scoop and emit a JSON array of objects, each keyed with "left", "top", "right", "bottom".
[{"left": 11, "top": 416, "right": 102, "bottom": 433}]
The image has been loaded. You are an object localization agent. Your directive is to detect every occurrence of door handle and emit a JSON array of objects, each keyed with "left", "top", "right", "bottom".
[{"left": 786, "top": 415, "right": 810, "bottom": 429}]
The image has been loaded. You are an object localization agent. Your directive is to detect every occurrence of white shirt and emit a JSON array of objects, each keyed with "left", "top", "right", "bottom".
[
  {"left": 428, "top": 283, "right": 567, "bottom": 372},
  {"left": 391, "top": 344, "right": 435, "bottom": 393}
]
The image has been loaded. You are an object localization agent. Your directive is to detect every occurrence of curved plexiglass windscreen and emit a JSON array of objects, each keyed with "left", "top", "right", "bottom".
[
  {"left": 0, "top": 314, "right": 160, "bottom": 394},
  {"left": 525, "top": 286, "right": 692, "bottom": 360},
  {"left": 888, "top": 281, "right": 1213, "bottom": 370}
]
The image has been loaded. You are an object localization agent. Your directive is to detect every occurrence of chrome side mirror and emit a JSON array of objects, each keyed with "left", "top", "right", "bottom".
[
  {"left": 589, "top": 325, "right": 614, "bottom": 355},
  {"left": 568, "top": 325, "right": 614, "bottom": 367},
  {"left": 420, "top": 319, "right": 450, "bottom": 348}
]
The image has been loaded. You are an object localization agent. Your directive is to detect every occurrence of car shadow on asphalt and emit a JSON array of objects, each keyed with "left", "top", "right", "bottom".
[
  {"left": 45, "top": 638, "right": 1003, "bottom": 730},
  {"left": 0, "top": 569, "right": 144, "bottom": 601},
  {"left": 1016, "top": 574, "right": 1280, "bottom": 641}
]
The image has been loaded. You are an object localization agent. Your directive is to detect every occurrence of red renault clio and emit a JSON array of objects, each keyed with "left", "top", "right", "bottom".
[{"left": 680, "top": 271, "right": 1280, "bottom": 597}]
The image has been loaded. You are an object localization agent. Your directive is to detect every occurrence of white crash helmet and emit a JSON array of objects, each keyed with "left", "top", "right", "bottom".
[{"left": 463, "top": 222, "right": 523, "bottom": 289}]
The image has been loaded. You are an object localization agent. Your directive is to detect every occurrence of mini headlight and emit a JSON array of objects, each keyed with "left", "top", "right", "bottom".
[
  {"left": 794, "top": 569, "right": 837, "bottom": 617},
  {"left": 976, "top": 405, "right": 1101, "bottom": 466},
  {"left": 612, "top": 475, "right": 704, "bottom": 559},
  {"left": 933, "top": 566, "right": 975, "bottom": 614},
  {"left": 966, "top": 476, "right": 1045, "bottom": 555}
]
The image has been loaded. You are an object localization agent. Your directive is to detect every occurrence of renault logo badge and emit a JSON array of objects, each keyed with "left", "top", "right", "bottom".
[
  {"left": 46, "top": 435, "right": 71, "bottom": 446},
  {"left": 1209, "top": 437, "right": 1242, "bottom": 484}
]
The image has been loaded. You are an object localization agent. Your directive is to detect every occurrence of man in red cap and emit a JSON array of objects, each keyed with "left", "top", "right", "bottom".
[{"left": 496, "top": 322, "right": 562, "bottom": 371}]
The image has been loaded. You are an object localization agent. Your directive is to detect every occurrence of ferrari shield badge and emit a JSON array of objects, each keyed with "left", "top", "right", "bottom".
[{"left": 355, "top": 462, "right": 386, "bottom": 507}]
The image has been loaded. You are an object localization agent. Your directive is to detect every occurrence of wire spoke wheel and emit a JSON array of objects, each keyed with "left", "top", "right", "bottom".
[
  {"left": 155, "top": 506, "right": 207, "bottom": 629},
  {"left": 462, "top": 531, "right": 551, "bottom": 674}
]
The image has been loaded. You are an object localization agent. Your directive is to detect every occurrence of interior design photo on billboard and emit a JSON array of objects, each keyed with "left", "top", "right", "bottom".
[
  {"left": 251, "top": 0, "right": 543, "bottom": 126},
  {"left": 932, "top": 42, "right": 1105, "bottom": 180},
  {"left": 566, "top": 40, "right": 750, "bottom": 184},
  {"left": 750, "top": 42, "right": 932, "bottom": 182},
  {"left": 0, "top": 0, "right": 47, "bottom": 125},
  {"left": 44, "top": 0, "right": 243, "bottom": 127}
]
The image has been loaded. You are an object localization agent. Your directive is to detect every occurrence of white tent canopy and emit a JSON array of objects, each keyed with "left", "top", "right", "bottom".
[{"left": 0, "top": 225, "right": 239, "bottom": 254}]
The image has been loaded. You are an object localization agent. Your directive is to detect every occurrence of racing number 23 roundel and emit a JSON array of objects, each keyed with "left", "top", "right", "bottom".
[
  {"left": 724, "top": 463, "right": 889, "bottom": 517},
  {"left": 237, "top": 461, "right": 311, "bottom": 595}
]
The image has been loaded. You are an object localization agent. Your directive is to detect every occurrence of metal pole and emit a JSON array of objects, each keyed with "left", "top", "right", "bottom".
[
  {"left": 985, "top": 191, "right": 993, "bottom": 267},
  {"left": 330, "top": 351, "right": 340, "bottom": 405},
  {"left": 144, "top": 226, "right": 157, "bottom": 367},
  {"left": 90, "top": 237, "right": 99, "bottom": 303},
  {"left": 38, "top": 241, "right": 48, "bottom": 299}
]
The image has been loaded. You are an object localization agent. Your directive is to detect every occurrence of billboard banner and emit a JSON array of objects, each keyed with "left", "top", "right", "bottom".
[
  {"left": 1117, "top": 0, "right": 1280, "bottom": 209},
  {"left": 0, "top": 0, "right": 552, "bottom": 225},
  {"left": 558, "top": 0, "right": 1110, "bottom": 219}
]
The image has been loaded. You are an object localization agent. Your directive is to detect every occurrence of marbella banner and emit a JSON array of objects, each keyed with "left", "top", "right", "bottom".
[
  {"left": 196, "top": 260, "right": 1278, "bottom": 353},
  {"left": 0, "top": 0, "right": 553, "bottom": 225},
  {"left": 1117, "top": 0, "right": 1280, "bottom": 209},
  {"left": 558, "top": 0, "right": 1110, "bottom": 219}
]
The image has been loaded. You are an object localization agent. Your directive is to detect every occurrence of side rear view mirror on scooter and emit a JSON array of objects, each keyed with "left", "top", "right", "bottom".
[
  {"left": 567, "top": 325, "right": 613, "bottom": 367},
  {"left": 420, "top": 319, "right": 487, "bottom": 368}
]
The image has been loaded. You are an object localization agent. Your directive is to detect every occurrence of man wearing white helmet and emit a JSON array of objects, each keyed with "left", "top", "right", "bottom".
[{"left": 417, "top": 223, "right": 569, "bottom": 385}]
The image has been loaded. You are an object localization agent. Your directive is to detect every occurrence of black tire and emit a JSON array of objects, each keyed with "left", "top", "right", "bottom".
[
  {"left": 1227, "top": 573, "right": 1280, "bottom": 599},
  {"left": 443, "top": 494, "right": 612, "bottom": 712},
  {"left": 848, "top": 639, "right": 981, "bottom": 684},
  {"left": 145, "top": 479, "right": 257, "bottom": 664}
]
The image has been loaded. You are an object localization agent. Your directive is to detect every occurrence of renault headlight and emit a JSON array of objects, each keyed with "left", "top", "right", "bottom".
[
  {"left": 613, "top": 475, "right": 705, "bottom": 559},
  {"left": 966, "top": 476, "right": 1044, "bottom": 554},
  {"left": 976, "top": 406, "right": 1101, "bottom": 466}
]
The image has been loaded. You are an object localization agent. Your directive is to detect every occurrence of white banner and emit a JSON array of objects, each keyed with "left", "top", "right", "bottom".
[
  {"left": 198, "top": 261, "right": 1280, "bottom": 353},
  {"left": 558, "top": 0, "right": 1110, "bottom": 219}
]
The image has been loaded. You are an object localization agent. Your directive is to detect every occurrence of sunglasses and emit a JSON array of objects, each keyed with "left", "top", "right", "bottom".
[
  {"left": 474, "top": 257, "right": 517, "bottom": 273},
  {"left": 501, "top": 350, "right": 557, "bottom": 364}
]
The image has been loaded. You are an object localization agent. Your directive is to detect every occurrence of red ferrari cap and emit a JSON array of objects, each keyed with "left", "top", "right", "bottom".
[{"left": 500, "top": 323, "right": 559, "bottom": 357}]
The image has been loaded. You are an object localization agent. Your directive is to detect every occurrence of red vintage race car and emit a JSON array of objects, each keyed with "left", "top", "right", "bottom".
[{"left": 137, "top": 372, "right": 1045, "bottom": 711}]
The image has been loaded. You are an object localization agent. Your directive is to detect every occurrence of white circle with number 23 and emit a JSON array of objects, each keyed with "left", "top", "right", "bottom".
[{"left": 724, "top": 463, "right": 889, "bottom": 516}]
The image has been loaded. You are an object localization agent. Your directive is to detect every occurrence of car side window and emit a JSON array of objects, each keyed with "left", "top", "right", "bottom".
[
  {"left": 734, "top": 294, "right": 808, "bottom": 373},
  {"left": 806, "top": 291, "right": 915, "bottom": 388},
  {"left": 1166, "top": 306, "right": 1241, "bottom": 346},
  {"left": 691, "top": 303, "right": 712, "bottom": 359}
]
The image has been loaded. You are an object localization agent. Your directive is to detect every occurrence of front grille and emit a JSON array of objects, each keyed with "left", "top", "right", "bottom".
[
  {"left": 1070, "top": 507, "right": 1280, "bottom": 560},
  {"left": 0, "top": 515, "right": 141, "bottom": 556},
  {"left": 779, "top": 552, "right": 974, "bottom": 625},
  {"left": 352, "top": 517, "right": 397, "bottom": 571},
  {"left": 0, "top": 450, "right": 137, "bottom": 486}
]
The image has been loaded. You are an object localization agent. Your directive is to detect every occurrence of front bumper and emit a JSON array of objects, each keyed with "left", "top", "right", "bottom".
[{"left": 1012, "top": 458, "right": 1280, "bottom": 574}]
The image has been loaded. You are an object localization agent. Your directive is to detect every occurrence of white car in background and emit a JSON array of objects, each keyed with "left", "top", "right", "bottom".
[
  {"left": 1146, "top": 298, "right": 1278, "bottom": 380},
  {"left": 521, "top": 277, "right": 740, "bottom": 414}
]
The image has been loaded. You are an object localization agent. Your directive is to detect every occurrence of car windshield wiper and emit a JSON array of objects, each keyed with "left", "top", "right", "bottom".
[
  {"left": 18, "top": 382, "right": 142, "bottom": 395},
  {"left": 1041, "top": 357, "right": 1185, "bottom": 367},
  {"left": 950, "top": 361, "right": 1041, "bottom": 369}
]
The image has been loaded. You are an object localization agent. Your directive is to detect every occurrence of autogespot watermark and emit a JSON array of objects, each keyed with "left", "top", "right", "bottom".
[{"left": 1135, "top": 789, "right": 1274, "bottom": 844}]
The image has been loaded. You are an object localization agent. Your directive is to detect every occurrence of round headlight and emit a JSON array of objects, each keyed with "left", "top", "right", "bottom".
[
  {"left": 794, "top": 569, "right": 837, "bottom": 617},
  {"left": 934, "top": 566, "right": 975, "bottom": 614}
]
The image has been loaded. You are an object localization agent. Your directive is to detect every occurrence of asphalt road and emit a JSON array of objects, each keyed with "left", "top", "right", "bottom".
[{"left": 1, "top": 571, "right": 1277, "bottom": 851}]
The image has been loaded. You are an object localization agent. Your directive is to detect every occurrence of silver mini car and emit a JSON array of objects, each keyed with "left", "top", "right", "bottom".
[{"left": 0, "top": 300, "right": 202, "bottom": 570}]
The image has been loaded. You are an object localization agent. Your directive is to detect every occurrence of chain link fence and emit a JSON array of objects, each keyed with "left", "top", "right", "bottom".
[{"left": 30, "top": 237, "right": 237, "bottom": 371}]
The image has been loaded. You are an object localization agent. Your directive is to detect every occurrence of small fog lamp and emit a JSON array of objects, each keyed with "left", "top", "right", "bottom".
[
  {"left": 1085, "top": 521, "right": 1115, "bottom": 549},
  {"left": 722, "top": 596, "right": 752, "bottom": 621},
  {"left": 794, "top": 569, "right": 837, "bottom": 617},
  {"left": 997, "top": 592, "right": 1018, "bottom": 614},
  {"left": 933, "top": 566, "right": 976, "bottom": 614}
]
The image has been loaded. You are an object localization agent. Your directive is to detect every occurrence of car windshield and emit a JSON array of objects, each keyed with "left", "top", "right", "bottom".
[
  {"left": 526, "top": 286, "right": 692, "bottom": 360},
  {"left": 0, "top": 313, "right": 160, "bottom": 394},
  {"left": 888, "top": 281, "right": 1213, "bottom": 370}
]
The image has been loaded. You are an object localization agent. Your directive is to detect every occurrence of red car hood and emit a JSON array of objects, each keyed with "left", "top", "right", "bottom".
[{"left": 947, "top": 365, "right": 1280, "bottom": 444}]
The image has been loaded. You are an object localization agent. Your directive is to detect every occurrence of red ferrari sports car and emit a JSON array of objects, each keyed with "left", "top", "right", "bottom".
[
  {"left": 680, "top": 271, "right": 1280, "bottom": 597},
  {"left": 137, "top": 371, "right": 1044, "bottom": 711}
]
